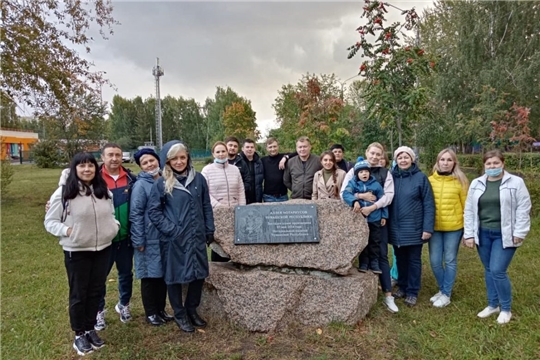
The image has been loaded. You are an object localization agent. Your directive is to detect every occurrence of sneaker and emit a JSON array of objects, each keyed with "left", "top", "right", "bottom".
[
  {"left": 94, "top": 310, "right": 107, "bottom": 331},
  {"left": 433, "top": 294, "right": 451, "bottom": 308},
  {"left": 496, "top": 311, "right": 512, "bottom": 324},
  {"left": 383, "top": 296, "right": 399, "bottom": 313},
  {"left": 358, "top": 263, "right": 369, "bottom": 273},
  {"left": 404, "top": 296, "right": 417, "bottom": 307},
  {"left": 86, "top": 330, "right": 105, "bottom": 350},
  {"left": 392, "top": 288, "right": 406, "bottom": 299},
  {"left": 73, "top": 335, "right": 94, "bottom": 356},
  {"left": 115, "top": 303, "right": 132, "bottom": 323},
  {"left": 430, "top": 291, "right": 442, "bottom": 303},
  {"left": 477, "top": 306, "right": 500, "bottom": 318},
  {"left": 370, "top": 260, "right": 382, "bottom": 274}
]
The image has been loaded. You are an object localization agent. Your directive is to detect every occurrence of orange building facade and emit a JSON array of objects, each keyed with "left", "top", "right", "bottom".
[{"left": 0, "top": 128, "right": 39, "bottom": 160}]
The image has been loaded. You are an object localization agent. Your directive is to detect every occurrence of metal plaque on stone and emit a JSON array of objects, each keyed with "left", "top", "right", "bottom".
[{"left": 234, "top": 204, "right": 319, "bottom": 244}]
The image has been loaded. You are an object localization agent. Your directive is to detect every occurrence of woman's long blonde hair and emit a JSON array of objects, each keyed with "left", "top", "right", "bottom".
[
  {"left": 163, "top": 142, "right": 189, "bottom": 194},
  {"left": 432, "top": 148, "right": 469, "bottom": 188}
]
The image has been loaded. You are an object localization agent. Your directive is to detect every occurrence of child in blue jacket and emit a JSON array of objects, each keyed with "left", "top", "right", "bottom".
[{"left": 343, "top": 157, "right": 388, "bottom": 273}]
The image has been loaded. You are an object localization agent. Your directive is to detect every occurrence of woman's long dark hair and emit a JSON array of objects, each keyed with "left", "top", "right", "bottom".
[
  {"left": 319, "top": 151, "right": 340, "bottom": 198},
  {"left": 64, "top": 152, "right": 110, "bottom": 201}
]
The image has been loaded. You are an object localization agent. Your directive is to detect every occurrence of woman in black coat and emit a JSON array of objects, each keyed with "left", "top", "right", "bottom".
[
  {"left": 388, "top": 146, "right": 435, "bottom": 307},
  {"left": 147, "top": 140, "right": 215, "bottom": 332}
]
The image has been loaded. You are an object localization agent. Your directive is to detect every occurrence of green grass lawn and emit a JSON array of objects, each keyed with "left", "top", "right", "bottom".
[{"left": 2, "top": 165, "right": 540, "bottom": 360}]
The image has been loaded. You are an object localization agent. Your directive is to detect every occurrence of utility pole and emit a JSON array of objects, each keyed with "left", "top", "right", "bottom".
[{"left": 152, "top": 57, "right": 164, "bottom": 150}]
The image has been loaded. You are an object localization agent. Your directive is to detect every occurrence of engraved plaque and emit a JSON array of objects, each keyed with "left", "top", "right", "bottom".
[{"left": 234, "top": 204, "right": 319, "bottom": 244}]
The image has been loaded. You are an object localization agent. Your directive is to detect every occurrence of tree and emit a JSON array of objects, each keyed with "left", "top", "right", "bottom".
[
  {"left": 108, "top": 95, "right": 139, "bottom": 149},
  {"left": 1, "top": 0, "right": 117, "bottom": 115},
  {"left": 272, "top": 73, "right": 356, "bottom": 154},
  {"left": 490, "top": 103, "right": 535, "bottom": 169},
  {"left": 421, "top": 0, "right": 540, "bottom": 146},
  {"left": 348, "top": 0, "right": 436, "bottom": 149},
  {"left": 40, "top": 93, "right": 107, "bottom": 160},
  {"left": 223, "top": 102, "right": 259, "bottom": 141},
  {"left": 204, "top": 87, "right": 256, "bottom": 147}
]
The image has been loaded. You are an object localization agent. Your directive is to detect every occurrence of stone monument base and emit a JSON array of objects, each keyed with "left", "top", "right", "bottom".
[{"left": 199, "top": 262, "right": 378, "bottom": 332}]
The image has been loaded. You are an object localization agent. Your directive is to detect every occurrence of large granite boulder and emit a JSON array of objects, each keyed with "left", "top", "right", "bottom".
[
  {"left": 200, "top": 262, "right": 378, "bottom": 332},
  {"left": 213, "top": 199, "right": 369, "bottom": 275}
]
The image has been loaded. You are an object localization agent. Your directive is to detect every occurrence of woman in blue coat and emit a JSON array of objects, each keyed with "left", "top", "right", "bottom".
[
  {"left": 130, "top": 148, "right": 174, "bottom": 326},
  {"left": 389, "top": 146, "right": 435, "bottom": 307},
  {"left": 147, "top": 141, "right": 215, "bottom": 333}
]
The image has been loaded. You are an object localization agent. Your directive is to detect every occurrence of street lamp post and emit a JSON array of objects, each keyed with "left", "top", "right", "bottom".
[{"left": 339, "top": 74, "right": 361, "bottom": 100}]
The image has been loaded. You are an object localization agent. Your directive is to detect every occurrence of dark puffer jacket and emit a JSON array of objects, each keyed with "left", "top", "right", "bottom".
[
  {"left": 240, "top": 151, "right": 264, "bottom": 203},
  {"left": 130, "top": 171, "right": 163, "bottom": 279},
  {"left": 388, "top": 163, "right": 435, "bottom": 247},
  {"left": 147, "top": 140, "right": 215, "bottom": 285}
]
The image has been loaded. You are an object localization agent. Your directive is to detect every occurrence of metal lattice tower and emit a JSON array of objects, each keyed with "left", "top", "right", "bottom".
[{"left": 152, "top": 57, "right": 164, "bottom": 150}]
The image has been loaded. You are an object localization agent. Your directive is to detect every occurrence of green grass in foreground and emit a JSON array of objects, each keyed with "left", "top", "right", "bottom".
[{"left": 2, "top": 165, "right": 540, "bottom": 360}]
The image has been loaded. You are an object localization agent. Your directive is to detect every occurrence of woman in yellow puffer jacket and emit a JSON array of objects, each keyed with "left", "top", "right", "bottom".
[{"left": 428, "top": 149, "right": 469, "bottom": 308}]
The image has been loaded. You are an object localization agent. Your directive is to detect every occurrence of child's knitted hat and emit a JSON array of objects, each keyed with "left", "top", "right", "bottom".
[{"left": 354, "top": 156, "right": 371, "bottom": 175}]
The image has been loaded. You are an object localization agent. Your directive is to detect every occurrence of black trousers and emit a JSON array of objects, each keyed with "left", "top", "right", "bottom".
[
  {"left": 64, "top": 246, "right": 111, "bottom": 333},
  {"left": 359, "top": 221, "right": 382, "bottom": 265},
  {"left": 167, "top": 279, "right": 204, "bottom": 319},
  {"left": 141, "top": 277, "right": 167, "bottom": 317}
]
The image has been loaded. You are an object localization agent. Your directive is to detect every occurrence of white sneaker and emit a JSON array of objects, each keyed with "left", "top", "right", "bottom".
[
  {"left": 433, "top": 294, "right": 451, "bottom": 308},
  {"left": 496, "top": 311, "right": 512, "bottom": 324},
  {"left": 383, "top": 296, "right": 399, "bottom": 313},
  {"left": 115, "top": 303, "right": 132, "bottom": 323},
  {"left": 430, "top": 291, "right": 442, "bottom": 303},
  {"left": 477, "top": 306, "right": 500, "bottom": 318},
  {"left": 94, "top": 310, "right": 107, "bottom": 331}
]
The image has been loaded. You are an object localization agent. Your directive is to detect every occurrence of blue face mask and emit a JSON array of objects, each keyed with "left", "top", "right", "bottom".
[
  {"left": 214, "top": 158, "right": 227, "bottom": 164},
  {"left": 485, "top": 167, "right": 503, "bottom": 177}
]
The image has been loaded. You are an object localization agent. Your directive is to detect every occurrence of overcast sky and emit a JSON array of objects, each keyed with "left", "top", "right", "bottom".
[{"left": 84, "top": 1, "right": 433, "bottom": 137}]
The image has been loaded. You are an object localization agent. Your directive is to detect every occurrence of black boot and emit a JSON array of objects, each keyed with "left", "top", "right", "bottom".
[
  {"left": 146, "top": 314, "right": 165, "bottom": 326},
  {"left": 175, "top": 314, "right": 195, "bottom": 333},
  {"left": 187, "top": 310, "right": 207, "bottom": 328},
  {"left": 158, "top": 310, "right": 174, "bottom": 322}
]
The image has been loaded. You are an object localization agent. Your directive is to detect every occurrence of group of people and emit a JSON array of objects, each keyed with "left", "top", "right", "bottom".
[{"left": 44, "top": 136, "right": 531, "bottom": 356}]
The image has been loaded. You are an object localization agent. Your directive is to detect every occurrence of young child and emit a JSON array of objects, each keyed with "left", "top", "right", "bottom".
[{"left": 343, "top": 157, "right": 388, "bottom": 274}]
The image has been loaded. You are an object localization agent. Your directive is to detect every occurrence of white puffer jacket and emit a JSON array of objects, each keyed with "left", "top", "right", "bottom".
[
  {"left": 464, "top": 171, "right": 531, "bottom": 248},
  {"left": 201, "top": 162, "right": 246, "bottom": 208}
]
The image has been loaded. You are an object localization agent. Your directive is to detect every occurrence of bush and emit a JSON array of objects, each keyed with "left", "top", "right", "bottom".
[
  {"left": 32, "top": 140, "right": 66, "bottom": 168},
  {"left": 523, "top": 174, "right": 540, "bottom": 217},
  {"left": 1, "top": 160, "right": 14, "bottom": 195},
  {"left": 458, "top": 153, "right": 540, "bottom": 173}
]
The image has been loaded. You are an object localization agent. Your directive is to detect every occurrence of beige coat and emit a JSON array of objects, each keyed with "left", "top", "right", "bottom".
[{"left": 312, "top": 169, "right": 347, "bottom": 200}]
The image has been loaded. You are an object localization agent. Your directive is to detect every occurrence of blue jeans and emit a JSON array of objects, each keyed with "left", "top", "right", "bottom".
[
  {"left": 263, "top": 194, "right": 288, "bottom": 202},
  {"left": 428, "top": 229, "right": 463, "bottom": 297},
  {"left": 476, "top": 228, "right": 516, "bottom": 312},
  {"left": 98, "top": 239, "right": 134, "bottom": 311},
  {"left": 394, "top": 244, "right": 423, "bottom": 297}
]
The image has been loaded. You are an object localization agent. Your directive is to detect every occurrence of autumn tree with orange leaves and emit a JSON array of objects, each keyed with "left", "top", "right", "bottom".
[{"left": 223, "top": 101, "right": 259, "bottom": 141}]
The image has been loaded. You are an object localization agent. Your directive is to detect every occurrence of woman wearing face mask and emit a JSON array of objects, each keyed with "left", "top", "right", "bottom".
[
  {"left": 147, "top": 141, "right": 215, "bottom": 333},
  {"left": 428, "top": 149, "right": 469, "bottom": 308},
  {"left": 312, "top": 151, "right": 346, "bottom": 200},
  {"left": 388, "top": 146, "right": 435, "bottom": 307},
  {"left": 201, "top": 141, "right": 246, "bottom": 262},
  {"left": 463, "top": 149, "right": 531, "bottom": 324},
  {"left": 201, "top": 141, "right": 246, "bottom": 208},
  {"left": 130, "top": 148, "right": 174, "bottom": 326}
]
